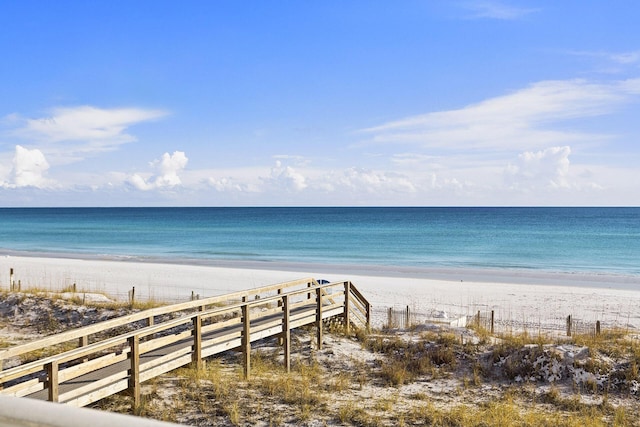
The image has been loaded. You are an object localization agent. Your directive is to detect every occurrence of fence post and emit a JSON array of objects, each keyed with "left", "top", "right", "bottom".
[
  {"left": 405, "top": 306, "right": 410, "bottom": 328},
  {"left": 47, "top": 361, "right": 59, "bottom": 402},
  {"left": 596, "top": 320, "right": 601, "bottom": 336},
  {"left": 9, "top": 268, "right": 14, "bottom": 291},
  {"left": 277, "top": 289, "right": 284, "bottom": 345},
  {"left": 490, "top": 310, "right": 495, "bottom": 334},
  {"left": 242, "top": 304, "right": 251, "bottom": 380},
  {"left": 192, "top": 315, "right": 202, "bottom": 370},
  {"left": 476, "top": 310, "right": 481, "bottom": 328},
  {"left": 343, "top": 282, "right": 351, "bottom": 334},
  {"left": 129, "top": 286, "right": 136, "bottom": 308},
  {"left": 78, "top": 335, "right": 89, "bottom": 363},
  {"left": 282, "top": 295, "right": 290, "bottom": 372},
  {"left": 387, "top": 307, "right": 393, "bottom": 329},
  {"left": 566, "top": 315, "right": 572, "bottom": 337},
  {"left": 128, "top": 336, "right": 140, "bottom": 409},
  {"left": 316, "top": 287, "right": 323, "bottom": 350}
]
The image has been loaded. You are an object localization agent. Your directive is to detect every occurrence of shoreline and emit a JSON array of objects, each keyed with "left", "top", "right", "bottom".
[{"left": 2, "top": 253, "right": 640, "bottom": 330}]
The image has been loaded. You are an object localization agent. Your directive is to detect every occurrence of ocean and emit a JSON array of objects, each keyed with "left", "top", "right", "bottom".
[{"left": 0, "top": 207, "right": 638, "bottom": 277}]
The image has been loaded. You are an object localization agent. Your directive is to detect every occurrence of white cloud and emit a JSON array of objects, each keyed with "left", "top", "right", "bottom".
[
  {"left": 329, "top": 167, "right": 417, "bottom": 194},
  {"left": 128, "top": 151, "right": 188, "bottom": 191},
  {"left": 263, "top": 161, "right": 308, "bottom": 192},
  {"left": 504, "top": 146, "right": 572, "bottom": 189},
  {"left": 1, "top": 145, "right": 51, "bottom": 188},
  {"left": 362, "top": 78, "right": 640, "bottom": 152},
  {"left": 462, "top": 1, "right": 539, "bottom": 20},
  {"left": 9, "top": 106, "right": 167, "bottom": 163}
]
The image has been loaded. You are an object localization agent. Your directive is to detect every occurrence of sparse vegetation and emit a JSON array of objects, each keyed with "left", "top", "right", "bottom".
[{"left": 2, "top": 291, "right": 640, "bottom": 426}]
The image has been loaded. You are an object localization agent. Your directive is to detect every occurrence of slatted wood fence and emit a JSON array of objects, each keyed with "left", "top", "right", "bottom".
[{"left": 0, "top": 278, "right": 370, "bottom": 409}]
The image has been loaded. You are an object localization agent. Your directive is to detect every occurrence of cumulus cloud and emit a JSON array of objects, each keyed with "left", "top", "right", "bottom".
[
  {"left": 128, "top": 151, "right": 188, "bottom": 191},
  {"left": 362, "top": 78, "right": 640, "bottom": 152},
  {"left": 1, "top": 145, "right": 51, "bottom": 188},
  {"left": 505, "top": 146, "right": 572, "bottom": 189},
  {"left": 263, "top": 161, "right": 308, "bottom": 192}
]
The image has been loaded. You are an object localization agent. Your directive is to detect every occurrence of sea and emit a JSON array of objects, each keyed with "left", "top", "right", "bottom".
[{"left": 0, "top": 207, "right": 638, "bottom": 277}]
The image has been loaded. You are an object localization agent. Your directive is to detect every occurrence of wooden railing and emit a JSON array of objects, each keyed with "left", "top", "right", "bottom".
[{"left": 0, "top": 279, "right": 370, "bottom": 409}]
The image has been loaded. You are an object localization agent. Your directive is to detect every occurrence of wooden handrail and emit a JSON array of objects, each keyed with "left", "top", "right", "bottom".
[
  {"left": 0, "top": 277, "right": 319, "bottom": 363},
  {"left": 0, "top": 279, "right": 370, "bottom": 408}
]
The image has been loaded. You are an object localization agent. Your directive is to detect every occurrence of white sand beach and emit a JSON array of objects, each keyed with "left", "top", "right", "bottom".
[{"left": 2, "top": 255, "right": 640, "bottom": 332}]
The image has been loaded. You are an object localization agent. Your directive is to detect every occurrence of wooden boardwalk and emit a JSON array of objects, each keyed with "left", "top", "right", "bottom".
[{"left": 0, "top": 278, "right": 370, "bottom": 408}]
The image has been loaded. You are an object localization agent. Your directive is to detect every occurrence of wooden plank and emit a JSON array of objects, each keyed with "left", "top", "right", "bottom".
[
  {"left": 62, "top": 376, "right": 130, "bottom": 407},
  {"left": 139, "top": 353, "right": 193, "bottom": 383},
  {"left": 201, "top": 330, "right": 242, "bottom": 348},
  {"left": 201, "top": 338, "right": 242, "bottom": 359},
  {"left": 0, "top": 376, "right": 44, "bottom": 397},
  {"left": 59, "top": 352, "right": 128, "bottom": 383},
  {"left": 201, "top": 316, "right": 242, "bottom": 333},
  {"left": 139, "top": 330, "right": 192, "bottom": 354},
  {"left": 140, "top": 346, "right": 192, "bottom": 374}
]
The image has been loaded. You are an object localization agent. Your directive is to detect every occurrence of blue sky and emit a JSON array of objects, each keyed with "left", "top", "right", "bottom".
[{"left": 1, "top": 1, "right": 639, "bottom": 206}]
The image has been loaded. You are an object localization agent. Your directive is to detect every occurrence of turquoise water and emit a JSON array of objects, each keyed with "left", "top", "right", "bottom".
[{"left": 0, "top": 207, "right": 638, "bottom": 276}]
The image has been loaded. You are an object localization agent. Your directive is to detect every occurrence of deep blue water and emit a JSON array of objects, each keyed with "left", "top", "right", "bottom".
[{"left": 0, "top": 207, "right": 638, "bottom": 276}]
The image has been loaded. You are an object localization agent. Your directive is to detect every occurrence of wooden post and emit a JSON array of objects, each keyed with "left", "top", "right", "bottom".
[
  {"left": 129, "top": 286, "right": 136, "bottom": 308},
  {"left": 78, "top": 335, "right": 89, "bottom": 363},
  {"left": 405, "top": 305, "right": 410, "bottom": 328},
  {"left": 387, "top": 307, "right": 393, "bottom": 329},
  {"left": 9, "top": 268, "right": 14, "bottom": 291},
  {"left": 282, "top": 295, "right": 290, "bottom": 372},
  {"left": 128, "top": 336, "right": 140, "bottom": 409},
  {"left": 277, "top": 289, "right": 284, "bottom": 345},
  {"left": 490, "top": 310, "right": 495, "bottom": 334},
  {"left": 242, "top": 304, "right": 251, "bottom": 380},
  {"left": 343, "top": 282, "right": 351, "bottom": 334},
  {"left": 476, "top": 310, "right": 481, "bottom": 328},
  {"left": 566, "top": 315, "right": 572, "bottom": 337},
  {"left": 47, "top": 361, "right": 59, "bottom": 402},
  {"left": 316, "top": 287, "right": 323, "bottom": 350},
  {"left": 192, "top": 315, "right": 202, "bottom": 370},
  {"left": 596, "top": 320, "right": 601, "bottom": 336},
  {"left": 73, "top": 283, "right": 77, "bottom": 293}
]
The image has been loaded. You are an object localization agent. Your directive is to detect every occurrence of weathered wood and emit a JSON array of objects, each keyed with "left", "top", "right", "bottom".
[
  {"left": 282, "top": 295, "right": 290, "bottom": 372},
  {"left": 192, "top": 315, "right": 202, "bottom": 370},
  {"left": 491, "top": 310, "right": 495, "bottom": 334},
  {"left": 316, "top": 288, "right": 323, "bottom": 350},
  {"left": 128, "top": 336, "right": 140, "bottom": 409},
  {"left": 59, "top": 352, "right": 129, "bottom": 383},
  {"left": 47, "top": 361, "right": 59, "bottom": 402},
  {"left": 242, "top": 304, "right": 251, "bottom": 380},
  {"left": 344, "top": 282, "right": 351, "bottom": 334},
  {"left": 2, "top": 278, "right": 371, "bottom": 411},
  {"left": 0, "top": 277, "right": 319, "bottom": 362}
]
